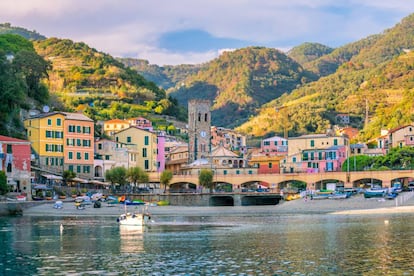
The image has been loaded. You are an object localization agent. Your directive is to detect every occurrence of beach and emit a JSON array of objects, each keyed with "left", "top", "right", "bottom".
[{"left": 22, "top": 192, "right": 414, "bottom": 217}]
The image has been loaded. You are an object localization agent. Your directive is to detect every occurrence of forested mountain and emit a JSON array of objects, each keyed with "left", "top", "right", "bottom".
[
  {"left": 119, "top": 58, "right": 203, "bottom": 90},
  {"left": 236, "top": 13, "right": 414, "bottom": 141},
  {"left": 166, "top": 47, "right": 317, "bottom": 128},
  {"left": 2, "top": 13, "right": 414, "bottom": 143},
  {"left": 0, "top": 34, "right": 49, "bottom": 137},
  {"left": 287, "top": 42, "right": 334, "bottom": 67},
  {"left": 0, "top": 23, "right": 46, "bottom": 40},
  {"left": 33, "top": 38, "right": 186, "bottom": 123}
]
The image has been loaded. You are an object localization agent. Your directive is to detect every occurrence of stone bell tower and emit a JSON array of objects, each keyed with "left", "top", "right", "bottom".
[{"left": 188, "top": 99, "right": 211, "bottom": 164}]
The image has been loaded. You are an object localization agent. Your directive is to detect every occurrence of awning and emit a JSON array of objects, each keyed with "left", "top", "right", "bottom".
[
  {"left": 32, "top": 184, "right": 52, "bottom": 190},
  {"left": 88, "top": 180, "right": 111, "bottom": 186},
  {"left": 41, "top": 174, "right": 63, "bottom": 180},
  {"left": 72, "top": 177, "right": 88, "bottom": 183}
]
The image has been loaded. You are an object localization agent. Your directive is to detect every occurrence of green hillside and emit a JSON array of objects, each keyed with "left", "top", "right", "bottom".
[
  {"left": 236, "top": 13, "right": 414, "bottom": 141},
  {"left": 0, "top": 34, "right": 49, "bottom": 137},
  {"left": 167, "top": 47, "right": 317, "bottom": 128},
  {"left": 287, "top": 42, "right": 334, "bottom": 66},
  {"left": 120, "top": 58, "right": 202, "bottom": 90},
  {"left": 0, "top": 23, "right": 46, "bottom": 40},
  {"left": 32, "top": 38, "right": 188, "bottom": 123}
]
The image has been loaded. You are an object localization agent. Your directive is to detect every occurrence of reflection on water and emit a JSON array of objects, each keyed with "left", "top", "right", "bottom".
[
  {"left": 119, "top": 225, "right": 144, "bottom": 253},
  {"left": 1, "top": 212, "right": 414, "bottom": 275}
]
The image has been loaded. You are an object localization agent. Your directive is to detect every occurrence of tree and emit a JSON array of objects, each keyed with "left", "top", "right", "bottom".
[
  {"left": 62, "top": 170, "right": 76, "bottom": 186},
  {"left": 199, "top": 169, "right": 214, "bottom": 193},
  {"left": 0, "top": 171, "right": 8, "bottom": 195},
  {"left": 105, "top": 166, "right": 128, "bottom": 189},
  {"left": 127, "top": 166, "right": 149, "bottom": 188},
  {"left": 160, "top": 170, "right": 173, "bottom": 193}
]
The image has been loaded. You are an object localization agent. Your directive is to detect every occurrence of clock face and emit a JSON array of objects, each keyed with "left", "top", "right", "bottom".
[{"left": 200, "top": 131, "right": 206, "bottom": 138}]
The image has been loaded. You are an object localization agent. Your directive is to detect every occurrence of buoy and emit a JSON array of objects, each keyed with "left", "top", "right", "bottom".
[{"left": 60, "top": 224, "right": 64, "bottom": 232}]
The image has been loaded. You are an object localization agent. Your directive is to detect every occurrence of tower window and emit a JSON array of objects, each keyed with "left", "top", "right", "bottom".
[{"left": 205, "top": 113, "right": 208, "bottom": 122}]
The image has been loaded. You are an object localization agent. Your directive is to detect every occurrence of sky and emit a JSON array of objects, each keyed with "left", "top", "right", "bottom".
[{"left": 1, "top": 1, "right": 414, "bottom": 66}]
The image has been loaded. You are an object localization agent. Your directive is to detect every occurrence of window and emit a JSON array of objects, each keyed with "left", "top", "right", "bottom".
[
  {"left": 77, "top": 166, "right": 81, "bottom": 173},
  {"left": 310, "top": 140, "right": 315, "bottom": 147},
  {"left": 274, "top": 141, "right": 278, "bottom": 146},
  {"left": 144, "top": 160, "right": 149, "bottom": 170},
  {"left": 303, "top": 152, "right": 308, "bottom": 161},
  {"left": 77, "top": 152, "right": 81, "bottom": 160},
  {"left": 68, "top": 152, "right": 73, "bottom": 160},
  {"left": 57, "top": 118, "right": 61, "bottom": 126},
  {"left": 105, "top": 155, "right": 110, "bottom": 160},
  {"left": 127, "top": 136, "right": 131, "bottom": 143},
  {"left": 68, "top": 125, "right": 75, "bottom": 133},
  {"left": 47, "top": 119, "right": 52, "bottom": 126},
  {"left": 84, "top": 152, "right": 89, "bottom": 160},
  {"left": 144, "top": 136, "right": 149, "bottom": 145},
  {"left": 6, "top": 144, "right": 12, "bottom": 153},
  {"left": 224, "top": 170, "right": 228, "bottom": 175},
  {"left": 142, "top": 148, "right": 147, "bottom": 157},
  {"left": 77, "top": 139, "right": 81, "bottom": 146},
  {"left": 46, "top": 131, "right": 52, "bottom": 138},
  {"left": 264, "top": 141, "right": 270, "bottom": 146},
  {"left": 334, "top": 139, "right": 338, "bottom": 146},
  {"left": 45, "top": 157, "right": 49, "bottom": 166},
  {"left": 198, "top": 113, "right": 201, "bottom": 121},
  {"left": 77, "top": 126, "right": 81, "bottom": 133},
  {"left": 268, "top": 163, "right": 273, "bottom": 169},
  {"left": 83, "top": 166, "right": 90, "bottom": 173},
  {"left": 98, "top": 143, "right": 102, "bottom": 150},
  {"left": 292, "top": 157, "right": 297, "bottom": 163},
  {"left": 204, "top": 113, "right": 208, "bottom": 122},
  {"left": 68, "top": 165, "right": 73, "bottom": 171},
  {"left": 236, "top": 170, "right": 240, "bottom": 175}
]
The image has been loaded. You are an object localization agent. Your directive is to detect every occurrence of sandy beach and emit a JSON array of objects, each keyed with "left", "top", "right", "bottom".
[{"left": 22, "top": 192, "right": 414, "bottom": 218}]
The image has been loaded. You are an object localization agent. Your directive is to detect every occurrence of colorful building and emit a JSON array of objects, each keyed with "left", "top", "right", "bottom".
[
  {"left": 114, "top": 126, "right": 158, "bottom": 172},
  {"left": 377, "top": 124, "right": 414, "bottom": 153},
  {"left": 0, "top": 135, "right": 31, "bottom": 195},
  {"left": 24, "top": 112, "right": 94, "bottom": 180},
  {"left": 260, "top": 135, "right": 288, "bottom": 156},
  {"left": 94, "top": 138, "right": 129, "bottom": 180},
  {"left": 165, "top": 144, "right": 188, "bottom": 174},
  {"left": 282, "top": 133, "right": 349, "bottom": 173},
  {"left": 127, "top": 117, "right": 153, "bottom": 131},
  {"left": 211, "top": 126, "right": 246, "bottom": 151},
  {"left": 103, "top": 119, "right": 130, "bottom": 137}
]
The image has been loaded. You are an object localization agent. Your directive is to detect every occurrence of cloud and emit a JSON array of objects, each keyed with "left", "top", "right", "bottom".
[{"left": 1, "top": 0, "right": 414, "bottom": 65}]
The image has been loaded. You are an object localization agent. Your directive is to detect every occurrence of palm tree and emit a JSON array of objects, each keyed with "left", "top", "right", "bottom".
[{"left": 160, "top": 170, "right": 173, "bottom": 193}]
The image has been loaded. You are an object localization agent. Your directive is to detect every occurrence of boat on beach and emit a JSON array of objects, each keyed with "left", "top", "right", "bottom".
[{"left": 364, "top": 187, "right": 387, "bottom": 198}]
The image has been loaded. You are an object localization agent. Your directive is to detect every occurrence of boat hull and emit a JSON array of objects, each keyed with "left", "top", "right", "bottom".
[{"left": 364, "top": 189, "right": 387, "bottom": 198}]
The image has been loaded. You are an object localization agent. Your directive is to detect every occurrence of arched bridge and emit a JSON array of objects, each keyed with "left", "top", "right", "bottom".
[{"left": 150, "top": 170, "right": 414, "bottom": 190}]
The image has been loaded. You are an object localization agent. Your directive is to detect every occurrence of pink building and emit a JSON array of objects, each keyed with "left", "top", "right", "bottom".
[
  {"left": 0, "top": 135, "right": 32, "bottom": 195},
  {"left": 156, "top": 132, "right": 166, "bottom": 172},
  {"left": 261, "top": 136, "right": 288, "bottom": 156}
]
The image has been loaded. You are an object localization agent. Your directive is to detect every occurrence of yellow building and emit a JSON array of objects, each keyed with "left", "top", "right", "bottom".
[
  {"left": 114, "top": 126, "right": 158, "bottom": 172},
  {"left": 24, "top": 112, "right": 94, "bottom": 179},
  {"left": 103, "top": 119, "right": 130, "bottom": 137}
]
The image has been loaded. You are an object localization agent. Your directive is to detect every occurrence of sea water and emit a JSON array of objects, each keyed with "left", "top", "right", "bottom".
[{"left": 1, "top": 211, "right": 414, "bottom": 275}]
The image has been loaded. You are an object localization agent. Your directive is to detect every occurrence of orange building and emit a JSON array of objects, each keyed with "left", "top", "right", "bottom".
[{"left": 24, "top": 112, "right": 94, "bottom": 180}]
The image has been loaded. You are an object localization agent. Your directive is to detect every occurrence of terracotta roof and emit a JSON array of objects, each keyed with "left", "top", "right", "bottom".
[
  {"left": 211, "top": 146, "right": 238, "bottom": 157},
  {"left": 0, "top": 135, "right": 30, "bottom": 144}
]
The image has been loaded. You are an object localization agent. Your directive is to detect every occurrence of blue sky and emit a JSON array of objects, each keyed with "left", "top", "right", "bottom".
[{"left": 1, "top": 1, "right": 414, "bottom": 65}]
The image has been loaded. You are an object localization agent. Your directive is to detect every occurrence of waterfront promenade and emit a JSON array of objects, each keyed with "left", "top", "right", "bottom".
[{"left": 21, "top": 191, "right": 414, "bottom": 217}]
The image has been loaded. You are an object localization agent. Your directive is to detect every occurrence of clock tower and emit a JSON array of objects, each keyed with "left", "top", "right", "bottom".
[{"left": 188, "top": 99, "right": 211, "bottom": 164}]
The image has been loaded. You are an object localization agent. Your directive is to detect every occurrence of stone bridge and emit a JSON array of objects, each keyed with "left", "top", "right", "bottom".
[{"left": 149, "top": 170, "right": 414, "bottom": 191}]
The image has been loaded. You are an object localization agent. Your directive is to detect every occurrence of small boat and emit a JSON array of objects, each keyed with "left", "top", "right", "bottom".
[
  {"left": 53, "top": 200, "right": 63, "bottom": 209},
  {"left": 364, "top": 188, "right": 387, "bottom": 198},
  {"left": 328, "top": 192, "right": 350, "bottom": 199},
  {"left": 117, "top": 204, "right": 151, "bottom": 226}
]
